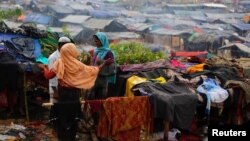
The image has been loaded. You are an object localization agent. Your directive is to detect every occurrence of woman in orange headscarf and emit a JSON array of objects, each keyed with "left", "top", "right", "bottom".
[
  {"left": 41, "top": 43, "right": 112, "bottom": 102},
  {"left": 40, "top": 43, "right": 112, "bottom": 141}
]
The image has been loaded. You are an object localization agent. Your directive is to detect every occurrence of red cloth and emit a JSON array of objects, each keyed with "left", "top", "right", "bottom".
[
  {"left": 84, "top": 100, "right": 104, "bottom": 113},
  {"left": 170, "top": 59, "right": 185, "bottom": 69},
  {"left": 174, "top": 51, "right": 207, "bottom": 57},
  {"left": 97, "top": 96, "right": 151, "bottom": 141}
]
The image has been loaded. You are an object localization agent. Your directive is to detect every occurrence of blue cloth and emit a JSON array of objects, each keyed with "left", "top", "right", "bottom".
[
  {"left": 33, "top": 38, "right": 48, "bottom": 64},
  {"left": 34, "top": 39, "right": 42, "bottom": 58},
  {"left": 197, "top": 78, "right": 218, "bottom": 116},
  {"left": 94, "top": 32, "right": 116, "bottom": 84}
]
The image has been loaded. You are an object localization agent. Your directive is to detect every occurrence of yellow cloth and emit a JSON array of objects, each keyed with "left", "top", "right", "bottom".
[
  {"left": 187, "top": 63, "right": 205, "bottom": 74},
  {"left": 125, "top": 75, "right": 167, "bottom": 97},
  {"left": 53, "top": 43, "right": 99, "bottom": 89},
  {"left": 152, "top": 76, "right": 167, "bottom": 84},
  {"left": 125, "top": 75, "right": 147, "bottom": 97}
]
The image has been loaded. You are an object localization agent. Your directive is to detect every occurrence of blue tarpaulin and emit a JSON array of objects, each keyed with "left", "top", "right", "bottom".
[
  {"left": 89, "top": 10, "right": 120, "bottom": 19},
  {"left": 232, "top": 23, "right": 250, "bottom": 31},
  {"left": 24, "top": 14, "right": 52, "bottom": 25},
  {"left": 0, "top": 33, "right": 47, "bottom": 63}
]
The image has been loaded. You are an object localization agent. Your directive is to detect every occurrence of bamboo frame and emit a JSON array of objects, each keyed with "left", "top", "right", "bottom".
[{"left": 24, "top": 73, "right": 29, "bottom": 121}]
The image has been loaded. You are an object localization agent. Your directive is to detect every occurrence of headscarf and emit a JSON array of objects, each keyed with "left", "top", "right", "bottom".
[
  {"left": 94, "top": 32, "right": 117, "bottom": 84},
  {"left": 94, "top": 32, "right": 112, "bottom": 60},
  {"left": 53, "top": 43, "right": 99, "bottom": 89}
]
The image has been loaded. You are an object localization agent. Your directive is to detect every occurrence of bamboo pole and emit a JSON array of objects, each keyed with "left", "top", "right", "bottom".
[
  {"left": 42, "top": 100, "right": 85, "bottom": 107},
  {"left": 24, "top": 73, "right": 29, "bottom": 121}
]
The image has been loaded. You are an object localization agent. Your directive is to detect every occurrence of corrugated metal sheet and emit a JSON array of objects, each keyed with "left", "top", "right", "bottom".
[
  {"left": 60, "top": 15, "right": 91, "bottom": 24},
  {"left": 83, "top": 18, "right": 113, "bottom": 30}
]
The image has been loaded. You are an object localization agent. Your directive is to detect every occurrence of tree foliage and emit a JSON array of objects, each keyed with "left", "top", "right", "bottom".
[{"left": 0, "top": 8, "right": 22, "bottom": 20}]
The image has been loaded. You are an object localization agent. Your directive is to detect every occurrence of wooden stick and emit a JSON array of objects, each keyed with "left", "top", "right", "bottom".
[
  {"left": 42, "top": 100, "right": 85, "bottom": 107},
  {"left": 24, "top": 73, "right": 29, "bottom": 122}
]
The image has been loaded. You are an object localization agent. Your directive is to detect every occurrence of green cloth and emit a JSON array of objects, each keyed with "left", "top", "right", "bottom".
[{"left": 39, "top": 31, "right": 59, "bottom": 57}]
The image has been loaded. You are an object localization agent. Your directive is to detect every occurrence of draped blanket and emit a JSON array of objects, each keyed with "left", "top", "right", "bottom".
[{"left": 97, "top": 96, "right": 150, "bottom": 141}]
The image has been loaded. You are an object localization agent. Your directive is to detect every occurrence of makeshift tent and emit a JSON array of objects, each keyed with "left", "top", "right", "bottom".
[
  {"left": 89, "top": 10, "right": 120, "bottom": 19},
  {"left": 232, "top": 23, "right": 250, "bottom": 31},
  {"left": 68, "top": 3, "right": 93, "bottom": 15},
  {"left": 73, "top": 27, "right": 95, "bottom": 44},
  {"left": 59, "top": 15, "right": 91, "bottom": 25},
  {"left": 219, "top": 43, "right": 250, "bottom": 53},
  {"left": 0, "top": 33, "right": 45, "bottom": 61},
  {"left": 218, "top": 43, "right": 250, "bottom": 58},
  {"left": 47, "top": 5, "right": 74, "bottom": 19},
  {"left": 21, "top": 13, "right": 52, "bottom": 25},
  {"left": 83, "top": 18, "right": 113, "bottom": 31},
  {"left": 104, "top": 20, "right": 128, "bottom": 32},
  {"left": 105, "top": 32, "right": 141, "bottom": 43}
]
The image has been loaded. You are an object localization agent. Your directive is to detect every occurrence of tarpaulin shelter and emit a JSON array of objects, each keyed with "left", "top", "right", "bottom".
[
  {"left": 147, "top": 28, "right": 191, "bottom": 48},
  {"left": 218, "top": 43, "right": 250, "bottom": 58},
  {"left": 59, "top": 15, "right": 91, "bottom": 25},
  {"left": 21, "top": 13, "right": 52, "bottom": 25},
  {"left": 89, "top": 9, "right": 120, "bottom": 19},
  {"left": 46, "top": 5, "right": 74, "bottom": 20},
  {"left": 73, "top": 27, "right": 95, "bottom": 44},
  {"left": 104, "top": 20, "right": 128, "bottom": 32},
  {"left": 83, "top": 18, "right": 113, "bottom": 31},
  {"left": 231, "top": 23, "right": 250, "bottom": 36},
  {"left": 173, "top": 10, "right": 205, "bottom": 20},
  {"left": 162, "top": 4, "right": 202, "bottom": 14},
  {"left": 105, "top": 32, "right": 141, "bottom": 43},
  {"left": 0, "top": 21, "right": 65, "bottom": 121},
  {"left": 68, "top": 3, "right": 93, "bottom": 15}
]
